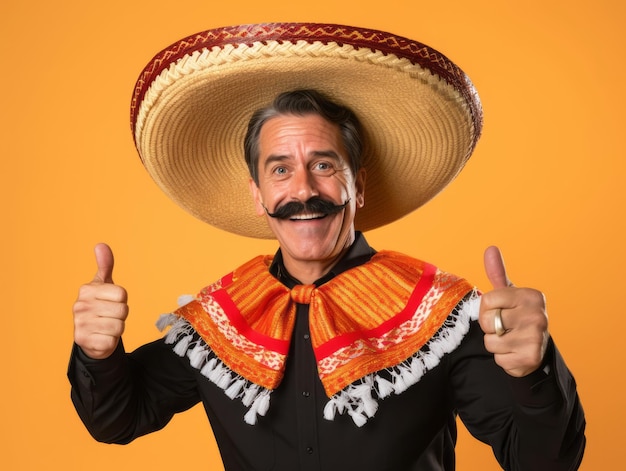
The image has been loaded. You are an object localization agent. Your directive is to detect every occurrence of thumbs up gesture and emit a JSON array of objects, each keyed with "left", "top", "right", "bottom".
[
  {"left": 73, "top": 244, "right": 129, "bottom": 359},
  {"left": 478, "top": 246, "right": 549, "bottom": 377}
]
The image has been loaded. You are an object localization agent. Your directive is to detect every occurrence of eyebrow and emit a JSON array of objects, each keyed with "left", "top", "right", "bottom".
[{"left": 262, "top": 150, "right": 343, "bottom": 170}]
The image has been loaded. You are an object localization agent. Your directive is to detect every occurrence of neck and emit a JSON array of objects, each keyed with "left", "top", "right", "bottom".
[
  {"left": 283, "top": 256, "right": 344, "bottom": 285},
  {"left": 280, "top": 236, "right": 356, "bottom": 285}
]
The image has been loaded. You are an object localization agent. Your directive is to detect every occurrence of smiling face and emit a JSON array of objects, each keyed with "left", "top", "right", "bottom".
[{"left": 249, "top": 113, "right": 366, "bottom": 283}]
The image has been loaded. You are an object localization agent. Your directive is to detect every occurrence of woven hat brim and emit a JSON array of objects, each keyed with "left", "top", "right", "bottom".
[{"left": 132, "top": 24, "right": 482, "bottom": 239}]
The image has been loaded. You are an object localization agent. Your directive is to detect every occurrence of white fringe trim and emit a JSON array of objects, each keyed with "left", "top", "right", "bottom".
[
  {"left": 156, "top": 313, "right": 273, "bottom": 426},
  {"left": 156, "top": 290, "right": 480, "bottom": 427},
  {"left": 323, "top": 290, "right": 480, "bottom": 427}
]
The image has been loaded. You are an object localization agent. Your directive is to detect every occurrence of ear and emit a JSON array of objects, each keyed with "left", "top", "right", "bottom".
[
  {"left": 355, "top": 168, "right": 366, "bottom": 208},
  {"left": 248, "top": 178, "right": 266, "bottom": 216}
]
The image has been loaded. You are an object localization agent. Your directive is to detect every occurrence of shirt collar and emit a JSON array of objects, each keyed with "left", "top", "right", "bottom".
[{"left": 269, "top": 232, "right": 377, "bottom": 288}]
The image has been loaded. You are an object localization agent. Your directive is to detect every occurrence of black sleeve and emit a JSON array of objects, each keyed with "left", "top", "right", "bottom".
[
  {"left": 67, "top": 337, "right": 201, "bottom": 444},
  {"left": 449, "top": 321, "right": 586, "bottom": 471}
]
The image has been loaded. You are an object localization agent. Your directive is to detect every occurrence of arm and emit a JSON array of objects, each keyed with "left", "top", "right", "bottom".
[
  {"left": 451, "top": 247, "right": 585, "bottom": 470},
  {"left": 69, "top": 243, "right": 200, "bottom": 443},
  {"left": 450, "top": 323, "right": 585, "bottom": 470},
  {"left": 68, "top": 338, "right": 200, "bottom": 444}
]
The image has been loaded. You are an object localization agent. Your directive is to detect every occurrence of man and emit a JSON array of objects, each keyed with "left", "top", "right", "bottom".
[{"left": 69, "top": 24, "right": 585, "bottom": 470}]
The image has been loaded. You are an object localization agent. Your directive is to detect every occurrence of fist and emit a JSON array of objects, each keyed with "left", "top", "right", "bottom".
[
  {"left": 73, "top": 243, "right": 128, "bottom": 359},
  {"left": 478, "top": 246, "right": 549, "bottom": 377}
]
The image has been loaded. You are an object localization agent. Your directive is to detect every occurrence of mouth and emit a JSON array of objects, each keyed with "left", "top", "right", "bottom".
[{"left": 289, "top": 212, "right": 327, "bottom": 221}]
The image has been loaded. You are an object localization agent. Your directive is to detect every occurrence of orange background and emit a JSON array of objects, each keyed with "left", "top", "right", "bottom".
[{"left": 2, "top": 1, "right": 623, "bottom": 469}]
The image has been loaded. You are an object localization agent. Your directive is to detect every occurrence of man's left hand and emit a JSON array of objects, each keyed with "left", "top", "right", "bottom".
[{"left": 478, "top": 246, "right": 550, "bottom": 377}]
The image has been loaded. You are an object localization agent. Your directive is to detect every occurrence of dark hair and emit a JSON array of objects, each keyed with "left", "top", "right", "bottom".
[{"left": 244, "top": 89, "right": 364, "bottom": 184}]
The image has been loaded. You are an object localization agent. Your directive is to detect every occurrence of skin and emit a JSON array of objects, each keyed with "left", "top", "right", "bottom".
[
  {"left": 480, "top": 246, "right": 549, "bottom": 377},
  {"left": 73, "top": 112, "right": 549, "bottom": 378},
  {"left": 249, "top": 113, "right": 365, "bottom": 285}
]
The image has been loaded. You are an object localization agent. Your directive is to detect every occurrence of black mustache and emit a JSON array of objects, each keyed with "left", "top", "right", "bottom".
[{"left": 264, "top": 197, "right": 350, "bottom": 220}]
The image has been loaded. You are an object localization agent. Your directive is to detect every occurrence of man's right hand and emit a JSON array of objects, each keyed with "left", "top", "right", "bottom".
[{"left": 73, "top": 243, "right": 128, "bottom": 359}]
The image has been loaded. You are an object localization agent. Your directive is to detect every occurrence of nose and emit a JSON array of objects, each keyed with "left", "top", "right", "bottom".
[{"left": 289, "top": 166, "right": 319, "bottom": 201}]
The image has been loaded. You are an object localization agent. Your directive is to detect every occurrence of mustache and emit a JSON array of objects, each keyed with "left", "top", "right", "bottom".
[{"left": 264, "top": 197, "right": 350, "bottom": 220}]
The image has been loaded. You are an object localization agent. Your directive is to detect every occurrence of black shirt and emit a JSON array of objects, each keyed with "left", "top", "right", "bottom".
[{"left": 69, "top": 234, "right": 585, "bottom": 470}]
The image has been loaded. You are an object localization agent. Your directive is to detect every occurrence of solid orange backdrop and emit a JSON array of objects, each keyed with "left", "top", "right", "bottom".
[{"left": 2, "top": 1, "right": 623, "bottom": 469}]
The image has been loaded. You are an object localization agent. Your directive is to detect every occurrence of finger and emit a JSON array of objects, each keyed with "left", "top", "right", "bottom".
[
  {"left": 77, "top": 337, "right": 121, "bottom": 360},
  {"left": 478, "top": 306, "right": 510, "bottom": 336},
  {"left": 93, "top": 243, "right": 115, "bottom": 284},
  {"left": 484, "top": 245, "right": 513, "bottom": 289},
  {"left": 74, "top": 295, "right": 129, "bottom": 318},
  {"left": 74, "top": 312, "right": 127, "bottom": 338},
  {"left": 77, "top": 282, "right": 128, "bottom": 304},
  {"left": 484, "top": 327, "right": 548, "bottom": 377}
]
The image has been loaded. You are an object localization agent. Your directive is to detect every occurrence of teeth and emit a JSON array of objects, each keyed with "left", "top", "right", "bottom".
[{"left": 290, "top": 212, "right": 325, "bottom": 220}]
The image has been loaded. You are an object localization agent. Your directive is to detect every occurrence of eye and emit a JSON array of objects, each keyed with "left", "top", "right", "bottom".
[
  {"left": 270, "top": 165, "right": 290, "bottom": 178},
  {"left": 312, "top": 161, "right": 336, "bottom": 175}
]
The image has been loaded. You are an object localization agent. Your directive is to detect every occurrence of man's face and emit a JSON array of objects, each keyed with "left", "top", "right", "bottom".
[{"left": 249, "top": 113, "right": 366, "bottom": 278}]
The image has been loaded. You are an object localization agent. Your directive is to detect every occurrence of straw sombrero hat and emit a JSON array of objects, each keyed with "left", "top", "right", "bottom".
[{"left": 131, "top": 23, "right": 483, "bottom": 239}]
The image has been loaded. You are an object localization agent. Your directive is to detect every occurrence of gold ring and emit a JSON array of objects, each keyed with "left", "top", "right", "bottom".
[{"left": 494, "top": 309, "right": 506, "bottom": 336}]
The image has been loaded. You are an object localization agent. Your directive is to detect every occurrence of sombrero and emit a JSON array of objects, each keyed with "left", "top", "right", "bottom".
[{"left": 131, "top": 23, "right": 483, "bottom": 239}]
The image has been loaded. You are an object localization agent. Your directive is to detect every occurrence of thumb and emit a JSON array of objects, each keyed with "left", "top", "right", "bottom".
[
  {"left": 484, "top": 245, "right": 513, "bottom": 289},
  {"left": 93, "top": 243, "right": 115, "bottom": 284}
]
